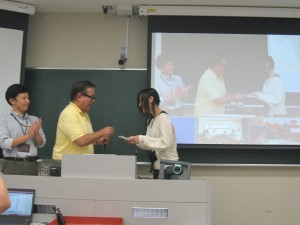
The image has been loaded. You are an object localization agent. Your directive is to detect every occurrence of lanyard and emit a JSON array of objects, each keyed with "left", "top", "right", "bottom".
[
  {"left": 160, "top": 75, "right": 179, "bottom": 94},
  {"left": 10, "top": 113, "right": 32, "bottom": 135}
]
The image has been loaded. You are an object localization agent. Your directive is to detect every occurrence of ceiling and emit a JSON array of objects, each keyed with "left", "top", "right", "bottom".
[{"left": 4, "top": 0, "right": 300, "bottom": 14}]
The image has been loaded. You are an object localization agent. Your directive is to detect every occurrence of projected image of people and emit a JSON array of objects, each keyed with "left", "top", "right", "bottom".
[
  {"left": 196, "top": 117, "right": 249, "bottom": 144},
  {"left": 155, "top": 54, "right": 191, "bottom": 115},
  {"left": 249, "top": 118, "right": 300, "bottom": 144},
  {"left": 151, "top": 33, "right": 300, "bottom": 145},
  {"left": 194, "top": 56, "right": 244, "bottom": 116},
  {"left": 248, "top": 55, "right": 286, "bottom": 117}
]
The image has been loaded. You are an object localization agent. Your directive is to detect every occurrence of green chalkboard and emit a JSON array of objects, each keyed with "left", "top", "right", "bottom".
[
  {"left": 24, "top": 69, "right": 149, "bottom": 161},
  {"left": 24, "top": 68, "right": 300, "bottom": 165}
]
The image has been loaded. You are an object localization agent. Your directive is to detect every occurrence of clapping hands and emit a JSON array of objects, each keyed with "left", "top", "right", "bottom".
[{"left": 26, "top": 118, "right": 42, "bottom": 138}]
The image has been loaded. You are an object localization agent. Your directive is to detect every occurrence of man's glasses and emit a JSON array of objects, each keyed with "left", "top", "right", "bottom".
[{"left": 82, "top": 92, "right": 96, "bottom": 100}]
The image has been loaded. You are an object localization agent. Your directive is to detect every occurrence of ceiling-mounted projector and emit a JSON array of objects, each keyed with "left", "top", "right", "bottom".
[{"left": 0, "top": 0, "right": 35, "bottom": 15}]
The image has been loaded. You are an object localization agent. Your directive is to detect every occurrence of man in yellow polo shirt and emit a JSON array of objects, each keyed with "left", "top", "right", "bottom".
[
  {"left": 52, "top": 80, "right": 114, "bottom": 160},
  {"left": 194, "top": 56, "right": 244, "bottom": 116}
]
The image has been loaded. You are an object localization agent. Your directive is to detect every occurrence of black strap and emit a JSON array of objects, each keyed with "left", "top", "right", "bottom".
[
  {"left": 10, "top": 113, "right": 32, "bottom": 135},
  {"left": 147, "top": 110, "right": 168, "bottom": 125},
  {"left": 149, "top": 151, "right": 157, "bottom": 173}
]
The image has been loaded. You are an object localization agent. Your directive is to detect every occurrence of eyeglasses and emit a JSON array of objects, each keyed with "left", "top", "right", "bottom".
[{"left": 82, "top": 92, "right": 96, "bottom": 100}]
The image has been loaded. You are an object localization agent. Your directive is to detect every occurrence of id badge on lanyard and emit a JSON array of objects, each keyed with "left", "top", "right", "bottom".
[
  {"left": 18, "top": 143, "right": 30, "bottom": 153},
  {"left": 11, "top": 113, "right": 32, "bottom": 154}
]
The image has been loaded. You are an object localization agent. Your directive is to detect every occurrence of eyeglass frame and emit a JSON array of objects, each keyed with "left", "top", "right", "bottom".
[{"left": 81, "top": 92, "right": 96, "bottom": 100}]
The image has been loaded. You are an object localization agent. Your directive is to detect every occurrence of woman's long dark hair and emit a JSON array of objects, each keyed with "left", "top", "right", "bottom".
[{"left": 137, "top": 88, "right": 161, "bottom": 123}]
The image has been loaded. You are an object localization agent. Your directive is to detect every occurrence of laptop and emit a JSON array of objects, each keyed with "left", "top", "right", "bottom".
[{"left": 0, "top": 188, "right": 35, "bottom": 225}]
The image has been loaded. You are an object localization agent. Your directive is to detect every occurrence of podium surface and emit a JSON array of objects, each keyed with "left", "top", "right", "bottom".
[{"left": 61, "top": 154, "right": 136, "bottom": 179}]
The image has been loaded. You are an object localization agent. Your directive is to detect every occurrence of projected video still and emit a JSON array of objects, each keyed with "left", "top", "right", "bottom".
[{"left": 151, "top": 33, "right": 300, "bottom": 145}]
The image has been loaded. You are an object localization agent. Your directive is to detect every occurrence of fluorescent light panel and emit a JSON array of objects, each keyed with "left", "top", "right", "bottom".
[
  {"left": 139, "top": 5, "right": 300, "bottom": 18},
  {"left": 0, "top": 0, "right": 35, "bottom": 15}
]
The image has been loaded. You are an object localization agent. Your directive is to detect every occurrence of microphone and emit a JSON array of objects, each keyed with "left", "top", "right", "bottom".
[
  {"left": 103, "top": 138, "right": 109, "bottom": 154},
  {"left": 103, "top": 144, "right": 107, "bottom": 154},
  {"left": 53, "top": 207, "right": 65, "bottom": 225}
]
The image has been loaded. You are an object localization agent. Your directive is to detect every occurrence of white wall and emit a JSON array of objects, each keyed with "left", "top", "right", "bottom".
[
  {"left": 138, "top": 164, "right": 300, "bottom": 225},
  {"left": 26, "top": 14, "right": 147, "bottom": 69},
  {"left": 25, "top": 13, "right": 300, "bottom": 225}
]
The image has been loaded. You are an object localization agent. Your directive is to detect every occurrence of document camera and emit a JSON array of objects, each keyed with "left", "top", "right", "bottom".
[{"left": 158, "top": 159, "right": 191, "bottom": 180}]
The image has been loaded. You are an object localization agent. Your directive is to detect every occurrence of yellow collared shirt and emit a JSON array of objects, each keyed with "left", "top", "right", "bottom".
[{"left": 53, "top": 102, "right": 94, "bottom": 160}]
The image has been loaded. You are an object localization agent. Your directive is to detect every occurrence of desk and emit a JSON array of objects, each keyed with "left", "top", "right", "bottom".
[
  {"left": 31, "top": 213, "right": 56, "bottom": 224},
  {"left": 4, "top": 175, "right": 211, "bottom": 225}
]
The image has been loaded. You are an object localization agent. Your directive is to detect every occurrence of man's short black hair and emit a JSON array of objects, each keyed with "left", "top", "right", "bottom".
[
  {"left": 155, "top": 54, "right": 173, "bottom": 69},
  {"left": 5, "top": 84, "right": 29, "bottom": 106},
  {"left": 70, "top": 80, "right": 96, "bottom": 101}
]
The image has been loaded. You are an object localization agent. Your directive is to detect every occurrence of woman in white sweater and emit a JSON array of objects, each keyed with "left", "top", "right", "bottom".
[
  {"left": 250, "top": 55, "right": 286, "bottom": 117},
  {"left": 127, "top": 88, "right": 179, "bottom": 179}
]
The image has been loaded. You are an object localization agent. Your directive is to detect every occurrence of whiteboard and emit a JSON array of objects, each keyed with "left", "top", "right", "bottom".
[{"left": 0, "top": 27, "right": 23, "bottom": 116}]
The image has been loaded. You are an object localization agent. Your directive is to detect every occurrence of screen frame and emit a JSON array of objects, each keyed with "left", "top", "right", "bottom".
[{"left": 147, "top": 16, "right": 300, "bottom": 164}]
